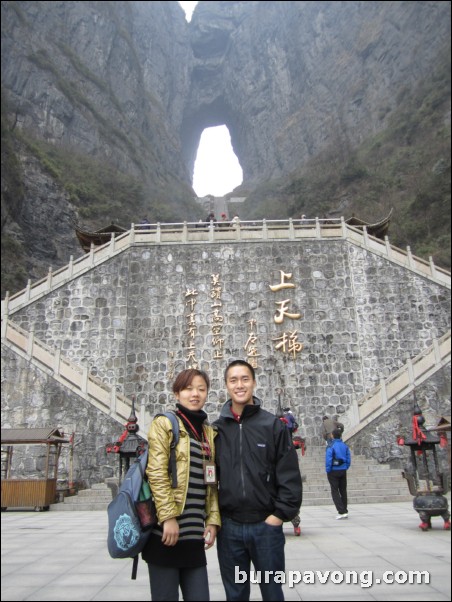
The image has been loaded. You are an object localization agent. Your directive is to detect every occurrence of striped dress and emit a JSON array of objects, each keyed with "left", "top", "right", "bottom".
[{"left": 142, "top": 422, "right": 208, "bottom": 568}]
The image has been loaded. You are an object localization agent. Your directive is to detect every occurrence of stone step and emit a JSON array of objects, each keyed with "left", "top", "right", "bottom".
[
  {"left": 50, "top": 482, "right": 114, "bottom": 511},
  {"left": 295, "top": 445, "right": 411, "bottom": 505},
  {"left": 50, "top": 501, "right": 110, "bottom": 511},
  {"left": 302, "top": 469, "right": 394, "bottom": 475},
  {"left": 76, "top": 490, "right": 113, "bottom": 500},
  {"left": 303, "top": 485, "right": 411, "bottom": 497},
  {"left": 50, "top": 447, "right": 413, "bottom": 510},
  {"left": 304, "top": 477, "right": 409, "bottom": 488},
  {"left": 302, "top": 493, "right": 413, "bottom": 506}
]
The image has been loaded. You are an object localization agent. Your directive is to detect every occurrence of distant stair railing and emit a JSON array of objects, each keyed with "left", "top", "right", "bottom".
[
  {"left": 1, "top": 318, "right": 142, "bottom": 426},
  {"left": 1, "top": 218, "right": 450, "bottom": 317},
  {"left": 344, "top": 331, "right": 451, "bottom": 441}
]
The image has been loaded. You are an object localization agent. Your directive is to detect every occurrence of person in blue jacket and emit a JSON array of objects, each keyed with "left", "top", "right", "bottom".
[{"left": 325, "top": 428, "right": 351, "bottom": 520}]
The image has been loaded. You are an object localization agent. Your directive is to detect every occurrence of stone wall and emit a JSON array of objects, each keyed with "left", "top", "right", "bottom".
[
  {"left": 347, "top": 365, "right": 451, "bottom": 472},
  {"left": 6, "top": 238, "right": 451, "bottom": 448},
  {"left": 1, "top": 345, "right": 122, "bottom": 488}
]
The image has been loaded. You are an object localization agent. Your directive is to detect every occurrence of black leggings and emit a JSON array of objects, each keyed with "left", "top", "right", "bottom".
[{"left": 147, "top": 563, "right": 210, "bottom": 601}]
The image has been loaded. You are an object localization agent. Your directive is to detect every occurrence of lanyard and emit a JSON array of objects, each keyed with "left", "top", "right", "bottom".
[{"left": 176, "top": 410, "right": 212, "bottom": 458}]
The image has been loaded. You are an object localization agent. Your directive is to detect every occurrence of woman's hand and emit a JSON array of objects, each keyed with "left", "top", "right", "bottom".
[
  {"left": 161, "top": 518, "right": 179, "bottom": 546},
  {"left": 203, "top": 524, "right": 218, "bottom": 549}
]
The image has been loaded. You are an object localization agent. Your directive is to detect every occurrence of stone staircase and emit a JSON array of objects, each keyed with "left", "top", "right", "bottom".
[
  {"left": 50, "top": 482, "right": 115, "bottom": 511},
  {"left": 50, "top": 447, "right": 413, "bottom": 511},
  {"left": 300, "top": 445, "right": 413, "bottom": 506}
]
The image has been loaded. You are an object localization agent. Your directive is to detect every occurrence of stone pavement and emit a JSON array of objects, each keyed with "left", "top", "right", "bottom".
[{"left": 1, "top": 501, "right": 450, "bottom": 601}]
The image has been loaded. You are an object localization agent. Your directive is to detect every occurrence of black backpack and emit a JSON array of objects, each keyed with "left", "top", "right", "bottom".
[{"left": 107, "top": 411, "right": 180, "bottom": 579}]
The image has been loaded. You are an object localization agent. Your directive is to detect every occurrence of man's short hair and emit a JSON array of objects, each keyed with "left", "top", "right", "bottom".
[
  {"left": 224, "top": 360, "right": 256, "bottom": 382},
  {"left": 332, "top": 428, "right": 342, "bottom": 439}
]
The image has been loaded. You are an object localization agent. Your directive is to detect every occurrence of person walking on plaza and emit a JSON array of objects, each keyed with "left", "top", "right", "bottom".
[
  {"left": 214, "top": 360, "right": 303, "bottom": 601},
  {"left": 143, "top": 368, "right": 220, "bottom": 601},
  {"left": 325, "top": 428, "right": 351, "bottom": 520}
]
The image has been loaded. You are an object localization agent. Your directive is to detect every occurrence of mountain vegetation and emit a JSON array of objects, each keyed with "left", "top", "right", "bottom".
[
  {"left": 1, "top": 1, "right": 450, "bottom": 299},
  {"left": 237, "top": 45, "right": 451, "bottom": 269}
]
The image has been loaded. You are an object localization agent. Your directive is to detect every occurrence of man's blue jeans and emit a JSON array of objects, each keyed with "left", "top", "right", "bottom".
[{"left": 217, "top": 516, "right": 286, "bottom": 601}]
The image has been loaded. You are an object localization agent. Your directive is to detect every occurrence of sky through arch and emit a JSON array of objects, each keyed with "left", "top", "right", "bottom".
[
  {"left": 178, "top": 3, "right": 243, "bottom": 197},
  {"left": 193, "top": 126, "right": 243, "bottom": 197}
]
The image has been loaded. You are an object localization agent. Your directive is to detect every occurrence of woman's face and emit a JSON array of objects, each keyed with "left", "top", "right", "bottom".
[{"left": 175, "top": 375, "right": 208, "bottom": 412}]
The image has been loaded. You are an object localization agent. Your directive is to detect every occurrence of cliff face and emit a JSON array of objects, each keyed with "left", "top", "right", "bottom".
[
  {"left": 1, "top": 1, "right": 450, "bottom": 292},
  {"left": 1, "top": 1, "right": 190, "bottom": 178},
  {"left": 185, "top": 1, "right": 450, "bottom": 186}
]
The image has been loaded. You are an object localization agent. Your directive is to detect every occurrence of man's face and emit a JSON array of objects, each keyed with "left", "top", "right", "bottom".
[{"left": 225, "top": 364, "right": 256, "bottom": 407}]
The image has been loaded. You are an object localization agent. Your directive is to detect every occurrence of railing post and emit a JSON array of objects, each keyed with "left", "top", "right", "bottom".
[
  {"left": 47, "top": 267, "right": 53, "bottom": 290},
  {"left": 379, "top": 375, "right": 388, "bottom": 407},
  {"left": 406, "top": 246, "right": 415, "bottom": 269},
  {"left": 27, "top": 325, "right": 35, "bottom": 358},
  {"left": 209, "top": 221, "right": 215, "bottom": 242},
  {"left": 68, "top": 256, "right": 74, "bottom": 278},
  {"left": 289, "top": 218, "right": 295, "bottom": 239},
  {"left": 89, "top": 243, "right": 95, "bottom": 266},
  {"left": 432, "top": 337, "right": 441, "bottom": 364},
  {"left": 53, "top": 342, "right": 61, "bottom": 375},
  {"left": 428, "top": 256, "right": 437, "bottom": 279},
  {"left": 110, "top": 384, "right": 117, "bottom": 416},
  {"left": 140, "top": 396, "right": 146, "bottom": 429},
  {"left": 384, "top": 235, "right": 391, "bottom": 258},
  {"left": 25, "top": 280, "right": 31, "bottom": 302},
  {"left": 315, "top": 217, "right": 321, "bottom": 239},
  {"left": 81, "top": 365, "right": 88, "bottom": 394},
  {"left": 350, "top": 394, "right": 361, "bottom": 427},
  {"left": 109, "top": 232, "right": 116, "bottom": 253},
  {"left": 406, "top": 357, "right": 414, "bottom": 385},
  {"left": 130, "top": 224, "right": 135, "bottom": 244},
  {"left": 363, "top": 226, "right": 369, "bottom": 248},
  {"left": 262, "top": 219, "right": 268, "bottom": 239},
  {"left": 340, "top": 216, "right": 347, "bottom": 238},
  {"left": 1, "top": 292, "right": 9, "bottom": 339},
  {"left": 156, "top": 223, "right": 161, "bottom": 243},
  {"left": 182, "top": 221, "right": 188, "bottom": 243}
]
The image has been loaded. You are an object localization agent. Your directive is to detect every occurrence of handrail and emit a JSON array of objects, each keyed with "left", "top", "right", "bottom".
[
  {"left": 1, "top": 218, "right": 450, "bottom": 317},
  {"left": 1, "top": 318, "right": 139, "bottom": 426},
  {"left": 343, "top": 331, "right": 451, "bottom": 441}
]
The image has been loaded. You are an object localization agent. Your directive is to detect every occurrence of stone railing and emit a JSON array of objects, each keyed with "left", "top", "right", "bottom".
[
  {"left": 1, "top": 218, "right": 450, "bottom": 317},
  {"left": 343, "top": 330, "right": 451, "bottom": 441},
  {"left": 1, "top": 318, "right": 142, "bottom": 427}
]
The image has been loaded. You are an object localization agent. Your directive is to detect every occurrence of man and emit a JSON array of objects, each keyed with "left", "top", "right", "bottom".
[
  {"left": 281, "top": 407, "right": 298, "bottom": 433},
  {"left": 325, "top": 428, "right": 351, "bottom": 520},
  {"left": 214, "top": 360, "right": 302, "bottom": 601},
  {"left": 279, "top": 407, "right": 303, "bottom": 537},
  {"left": 321, "top": 415, "right": 335, "bottom": 442},
  {"left": 333, "top": 415, "right": 345, "bottom": 436}
]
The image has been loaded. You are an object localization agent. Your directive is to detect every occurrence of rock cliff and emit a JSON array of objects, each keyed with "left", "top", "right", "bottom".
[{"left": 1, "top": 0, "right": 450, "bottom": 292}]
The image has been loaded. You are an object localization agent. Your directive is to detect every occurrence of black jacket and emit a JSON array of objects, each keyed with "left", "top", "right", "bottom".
[{"left": 213, "top": 397, "right": 302, "bottom": 523}]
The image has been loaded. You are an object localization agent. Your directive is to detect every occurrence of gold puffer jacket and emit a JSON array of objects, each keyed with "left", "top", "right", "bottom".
[{"left": 146, "top": 413, "right": 221, "bottom": 528}]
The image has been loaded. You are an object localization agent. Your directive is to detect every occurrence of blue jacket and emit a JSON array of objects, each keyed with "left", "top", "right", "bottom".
[{"left": 325, "top": 439, "right": 351, "bottom": 473}]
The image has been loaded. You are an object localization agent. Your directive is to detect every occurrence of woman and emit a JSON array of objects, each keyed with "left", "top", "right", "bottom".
[{"left": 143, "top": 368, "right": 220, "bottom": 601}]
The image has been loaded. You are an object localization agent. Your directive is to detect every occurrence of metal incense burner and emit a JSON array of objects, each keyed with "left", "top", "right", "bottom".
[{"left": 398, "top": 404, "right": 450, "bottom": 531}]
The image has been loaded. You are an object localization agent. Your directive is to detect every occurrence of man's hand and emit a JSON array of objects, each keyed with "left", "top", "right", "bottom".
[{"left": 264, "top": 514, "right": 283, "bottom": 526}]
